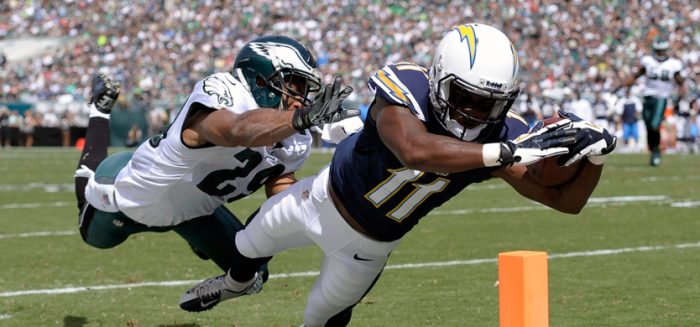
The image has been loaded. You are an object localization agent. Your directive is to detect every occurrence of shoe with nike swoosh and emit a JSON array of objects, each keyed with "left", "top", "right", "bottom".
[{"left": 179, "top": 272, "right": 262, "bottom": 312}]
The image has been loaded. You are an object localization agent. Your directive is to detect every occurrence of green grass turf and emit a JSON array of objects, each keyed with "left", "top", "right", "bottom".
[{"left": 1, "top": 148, "right": 699, "bottom": 326}]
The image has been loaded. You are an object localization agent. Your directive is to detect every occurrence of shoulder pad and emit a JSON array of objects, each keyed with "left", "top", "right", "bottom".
[
  {"left": 368, "top": 63, "right": 429, "bottom": 120},
  {"left": 503, "top": 110, "right": 530, "bottom": 141},
  {"left": 190, "top": 73, "right": 241, "bottom": 110}
]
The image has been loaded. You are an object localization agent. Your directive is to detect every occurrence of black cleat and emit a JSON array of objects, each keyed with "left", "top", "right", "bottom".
[{"left": 179, "top": 272, "right": 263, "bottom": 312}]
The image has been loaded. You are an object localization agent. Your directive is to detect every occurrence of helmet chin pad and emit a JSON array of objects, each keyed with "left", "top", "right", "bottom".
[{"left": 446, "top": 118, "right": 486, "bottom": 141}]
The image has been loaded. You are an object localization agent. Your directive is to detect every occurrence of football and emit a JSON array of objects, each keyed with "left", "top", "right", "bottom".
[{"left": 526, "top": 116, "right": 584, "bottom": 186}]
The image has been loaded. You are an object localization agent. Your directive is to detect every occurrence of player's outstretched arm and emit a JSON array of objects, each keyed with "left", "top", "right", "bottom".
[
  {"left": 189, "top": 77, "right": 357, "bottom": 148},
  {"left": 494, "top": 111, "right": 615, "bottom": 214},
  {"left": 375, "top": 98, "right": 575, "bottom": 174},
  {"left": 494, "top": 162, "right": 603, "bottom": 214}
]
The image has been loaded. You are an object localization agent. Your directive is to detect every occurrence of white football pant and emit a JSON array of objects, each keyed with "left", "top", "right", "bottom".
[{"left": 236, "top": 165, "right": 400, "bottom": 326}]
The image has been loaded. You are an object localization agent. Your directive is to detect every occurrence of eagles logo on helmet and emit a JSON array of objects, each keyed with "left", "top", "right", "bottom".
[{"left": 233, "top": 35, "right": 321, "bottom": 109}]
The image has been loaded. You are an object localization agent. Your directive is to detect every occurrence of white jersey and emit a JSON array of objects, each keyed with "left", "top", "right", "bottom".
[
  {"left": 640, "top": 55, "right": 683, "bottom": 98},
  {"left": 114, "top": 72, "right": 312, "bottom": 226}
]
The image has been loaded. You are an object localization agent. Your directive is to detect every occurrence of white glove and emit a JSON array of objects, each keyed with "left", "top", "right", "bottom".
[
  {"left": 75, "top": 165, "right": 120, "bottom": 213},
  {"left": 320, "top": 116, "right": 364, "bottom": 144}
]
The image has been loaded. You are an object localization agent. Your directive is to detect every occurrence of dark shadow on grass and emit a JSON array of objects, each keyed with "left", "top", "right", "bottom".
[
  {"left": 157, "top": 324, "right": 200, "bottom": 327},
  {"left": 63, "top": 316, "right": 87, "bottom": 327}
]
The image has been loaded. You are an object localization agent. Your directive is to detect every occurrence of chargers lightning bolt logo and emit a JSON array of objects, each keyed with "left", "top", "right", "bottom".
[
  {"left": 510, "top": 43, "right": 519, "bottom": 78},
  {"left": 455, "top": 25, "right": 477, "bottom": 69}
]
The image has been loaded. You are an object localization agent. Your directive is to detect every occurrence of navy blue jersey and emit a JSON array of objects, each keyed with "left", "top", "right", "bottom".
[{"left": 329, "top": 63, "right": 529, "bottom": 242}]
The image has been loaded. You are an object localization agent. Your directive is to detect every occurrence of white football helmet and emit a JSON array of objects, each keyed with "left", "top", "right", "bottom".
[
  {"left": 651, "top": 37, "right": 670, "bottom": 61},
  {"left": 429, "top": 23, "right": 520, "bottom": 142}
]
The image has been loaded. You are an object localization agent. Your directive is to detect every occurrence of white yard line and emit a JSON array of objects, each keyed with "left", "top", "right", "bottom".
[
  {"left": 0, "top": 201, "right": 74, "bottom": 209},
  {"left": 0, "top": 230, "right": 77, "bottom": 239},
  {"left": 1, "top": 241, "right": 698, "bottom": 298},
  {"left": 430, "top": 195, "right": 670, "bottom": 216},
  {"left": 0, "top": 195, "right": 694, "bottom": 240},
  {"left": 0, "top": 183, "right": 74, "bottom": 192},
  {"left": 671, "top": 200, "right": 700, "bottom": 208}
]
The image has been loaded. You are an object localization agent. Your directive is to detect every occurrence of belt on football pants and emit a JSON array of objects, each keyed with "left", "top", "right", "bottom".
[{"left": 328, "top": 183, "right": 379, "bottom": 241}]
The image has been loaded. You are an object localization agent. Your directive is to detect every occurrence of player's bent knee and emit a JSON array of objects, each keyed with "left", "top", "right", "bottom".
[
  {"left": 235, "top": 229, "right": 274, "bottom": 258},
  {"left": 80, "top": 209, "right": 129, "bottom": 249},
  {"left": 82, "top": 227, "right": 126, "bottom": 249}
]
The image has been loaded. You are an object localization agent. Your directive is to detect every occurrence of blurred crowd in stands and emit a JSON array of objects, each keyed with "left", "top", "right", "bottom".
[{"left": 0, "top": 0, "right": 699, "bottom": 152}]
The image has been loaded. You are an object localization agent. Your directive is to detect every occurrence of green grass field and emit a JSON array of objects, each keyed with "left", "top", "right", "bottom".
[{"left": 1, "top": 148, "right": 699, "bottom": 326}]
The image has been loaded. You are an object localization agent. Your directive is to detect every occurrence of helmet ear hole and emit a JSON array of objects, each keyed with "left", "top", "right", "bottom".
[{"left": 255, "top": 76, "right": 266, "bottom": 88}]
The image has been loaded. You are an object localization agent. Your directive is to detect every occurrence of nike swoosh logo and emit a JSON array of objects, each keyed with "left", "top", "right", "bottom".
[
  {"left": 200, "top": 298, "right": 218, "bottom": 308},
  {"left": 353, "top": 254, "right": 373, "bottom": 261}
]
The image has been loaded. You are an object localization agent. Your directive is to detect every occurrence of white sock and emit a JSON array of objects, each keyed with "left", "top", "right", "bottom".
[
  {"left": 223, "top": 272, "right": 256, "bottom": 292},
  {"left": 88, "top": 104, "right": 110, "bottom": 119}
]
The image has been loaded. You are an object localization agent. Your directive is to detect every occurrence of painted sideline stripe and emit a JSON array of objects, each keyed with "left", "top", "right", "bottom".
[
  {"left": 0, "top": 194, "right": 672, "bottom": 212},
  {"left": 430, "top": 195, "right": 670, "bottom": 215},
  {"left": 0, "top": 194, "right": 265, "bottom": 210},
  {"left": 0, "top": 183, "right": 73, "bottom": 192},
  {"left": 1, "top": 241, "right": 699, "bottom": 298},
  {"left": 0, "top": 231, "right": 77, "bottom": 239},
  {"left": 0, "top": 201, "right": 73, "bottom": 209},
  {"left": 671, "top": 200, "right": 700, "bottom": 208},
  {"left": 0, "top": 195, "right": 691, "bottom": 240}
]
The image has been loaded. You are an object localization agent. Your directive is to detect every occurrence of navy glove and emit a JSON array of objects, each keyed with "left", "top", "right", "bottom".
[{"left": 556, "top": 111, "right": 617, "bottom": 166}]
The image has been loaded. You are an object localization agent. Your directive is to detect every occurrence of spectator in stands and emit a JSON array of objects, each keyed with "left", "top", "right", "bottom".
[
  {"left": 20, "top": 110, "right": 38, "bottom": 147},
  {"left": 592, "top": 91, "right": 613, "bottom": 132},
  {"left": 615, "top": 88, "right": 643, "bottom": 152},
  {"left": 0, "top": 1, "right": 699, "bottom": 152},
  {"left": 567, "top": 90, "right": 595, "bottom": 122},
  {"left": 146, "top": 106, "right": 168, "bottom": 138},
  {"left": 0, "top": 105, "right": 9, "bottom": 148},
  {"left": 61, "top": 111, "right": 75, "bottom": 147},
  {"left": 124, "top": 124, "right": 142, "bottom": 148}
]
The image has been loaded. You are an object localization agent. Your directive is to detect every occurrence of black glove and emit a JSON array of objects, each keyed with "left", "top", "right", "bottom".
[
  {"left": 556, "top": 111, "right": 617, "bottom": 166},
  {"left": 89, "top": 72, "right": 121, "bottom": 114},
  {"left": 499, "top": 119, "right": 577, "bottom": 166},
  {"left": 292, "top": 76, "right": 358, "bottom": 131}
]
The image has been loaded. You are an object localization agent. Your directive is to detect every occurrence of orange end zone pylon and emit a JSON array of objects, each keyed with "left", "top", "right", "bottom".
[{"left": 498, "top": 251, "right": 549, "bottom": 327}]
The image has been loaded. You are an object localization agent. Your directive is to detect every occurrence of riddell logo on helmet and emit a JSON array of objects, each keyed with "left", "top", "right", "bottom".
[{"left": 483, "top": 80, "right": 505, "bottom": 90}]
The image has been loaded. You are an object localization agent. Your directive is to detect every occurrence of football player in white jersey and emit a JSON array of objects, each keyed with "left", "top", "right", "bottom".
[
  {"left": 622, "top": 38, "right": 686, "bottom": 166},
  {"left": 74, "top": 35, "right": 358, "bottom": 285}
]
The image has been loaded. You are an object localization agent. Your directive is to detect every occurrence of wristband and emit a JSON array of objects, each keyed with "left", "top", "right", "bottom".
[{"left": 482, "top": 143, "right": 502, "bottom": 167}]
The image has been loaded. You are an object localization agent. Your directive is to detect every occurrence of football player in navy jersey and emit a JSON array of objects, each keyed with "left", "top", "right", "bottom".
[{"left": 180, "top": 24, "right": 616, "bottom": 326}]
